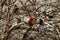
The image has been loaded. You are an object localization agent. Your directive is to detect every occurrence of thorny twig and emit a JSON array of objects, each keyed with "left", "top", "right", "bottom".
[{"left": 1, "top": 0, "right": 60, "bottom": 40}]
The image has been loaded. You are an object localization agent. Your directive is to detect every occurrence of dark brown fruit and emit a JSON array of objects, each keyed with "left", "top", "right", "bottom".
[{"left": 39, "top": 19, "right": 43, "bottom": 25}]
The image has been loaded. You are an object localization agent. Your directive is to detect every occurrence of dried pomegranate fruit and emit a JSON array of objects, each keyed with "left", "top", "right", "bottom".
[{"left": 24, "top": 17, "right": 35, "bottom": 26}]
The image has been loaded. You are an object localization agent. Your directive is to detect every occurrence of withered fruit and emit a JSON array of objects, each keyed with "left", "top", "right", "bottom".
[
  {"left": 27, "top": 17, "right": 35, "bottom": 26},
  {"left": 39, "top": 19, "right": 43, "bottom": 25}
]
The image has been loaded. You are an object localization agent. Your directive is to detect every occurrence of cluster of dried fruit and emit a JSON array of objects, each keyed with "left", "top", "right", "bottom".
[{"left": 16, "top": 17, "right": 43, "bottom": 26}]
